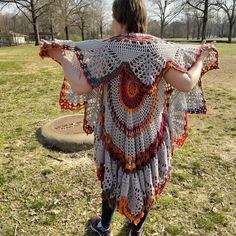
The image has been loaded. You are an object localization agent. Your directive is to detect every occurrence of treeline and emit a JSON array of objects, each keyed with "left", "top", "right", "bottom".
[
  {"left": 0, "top": 0, "right": 235, "bottom": 44},
  {"left": 148, "top": 13, "right": 236, "bottom": 40},
  {"left": 150, "top": 0, "right": 236, "bottom": 43},
  {"left": 0, "top": 0, "right": 107, "bottom": 45}
]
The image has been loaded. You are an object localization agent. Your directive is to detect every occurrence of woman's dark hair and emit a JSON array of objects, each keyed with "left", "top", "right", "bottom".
[{"left": 112, "top": 0, "right": 147, "bottom": 33}]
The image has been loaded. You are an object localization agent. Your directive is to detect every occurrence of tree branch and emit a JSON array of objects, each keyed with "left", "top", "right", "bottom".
[
  {"left": 15, "top": 2, "right": 32, "bottom": 23},
  {"left": 0, "top": 2, "right": 8, "bottom": 11},
  {"left": 186, "top": 0, "right": 204, "bottom": 12}
]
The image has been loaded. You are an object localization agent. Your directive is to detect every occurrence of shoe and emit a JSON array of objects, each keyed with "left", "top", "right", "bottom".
[
  {"left": 129, "top": 228, "right": 142, "bottom": 236},
  {"left": 89, "top": 216, "right": 113, "bottom": 236}
]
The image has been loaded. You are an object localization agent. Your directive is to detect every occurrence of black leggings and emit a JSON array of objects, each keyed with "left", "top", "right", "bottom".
[{"left": 101, "top": 197, "right": 149, "bottom": 232}]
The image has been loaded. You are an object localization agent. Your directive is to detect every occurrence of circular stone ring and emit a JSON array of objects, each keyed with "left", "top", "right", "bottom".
[{"left": 38, "top": 114, "right": 94, "bottom": 153}]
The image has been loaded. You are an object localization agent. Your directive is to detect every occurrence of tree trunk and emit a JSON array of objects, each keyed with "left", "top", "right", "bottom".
[
  {"left": 49, "top": 14, "right": 54, "bottom": 40},
  {"left": 221, "top": 23, "right": 224, "bottom": 38},
  {"left": 201, "top": 0, "right": 208, "bottom": 40},
  {"left": 100, "top": 22, "right": 103, "bottom": 39},
  {"left": 31, "top": 0, "right": 39, "bottom": 46},
  {"left": 81, "top": 20, "right": 85, "bottom": 40},
  {"left": 192, "top": 21, "right": 196, "bottom": 39},
  {"left": 65, "top": 26, "right": 69, "bottom": 40},
  {"left": 50, "top": 22, "right": 54, "bottom": 41},
  {"left": 201, "top": 17, "right": 207, "bottom": 40},
  {"left": 50, "top": 11, "right": 54, "bottom": 41},
  {"left": 197, "top": 20, "right": 201, "bottom": 40},
  {"left": 160, "top": 20, "right": 164, "bottom": 38},
  {"left": 228, "top": 22, "right": 233, "bottom": 43},
  {"left": 186, "top": 14, "right": 190, "bottom": 40},
  {"left": 33, "top": 20, "right": 40, "bottom": 46}
]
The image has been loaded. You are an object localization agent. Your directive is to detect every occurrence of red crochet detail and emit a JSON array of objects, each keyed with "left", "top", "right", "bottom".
[
  {"left": 59, "top": 77, "right": 86, "bottom": 110},
  {"left": 108, "top": 64, "right": 161, "bottom": 139},
  {"left": 97, "top": 164, "right": 105, "bottom": 182},
  {"left": 119, "top": 67, "right": 146, "bottom": 110},
  {"left": 174, "top": 112, "right": 189, "bottom": 147},
  {"left": 99, "top": 113, "right": 168, "bottom": 174}
]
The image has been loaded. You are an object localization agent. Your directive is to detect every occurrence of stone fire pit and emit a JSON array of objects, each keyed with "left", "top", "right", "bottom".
[{"left": 38, "top": 114, "right": 94, "bottom": 152}]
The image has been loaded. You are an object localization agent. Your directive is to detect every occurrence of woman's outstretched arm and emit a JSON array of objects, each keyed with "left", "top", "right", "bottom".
[
  {"left": 163, "top": 42, "right": 216, "bottom": 92},
  {"left": 164, "top": 58, "right": 204, "bottom": 92},
  {"left": 39, "top": 40, "right": 92, "bottom": 95}
]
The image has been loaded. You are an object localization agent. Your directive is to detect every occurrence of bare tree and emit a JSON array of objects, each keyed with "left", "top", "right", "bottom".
[
  {"left": 0, "top": 12, "right": 31, "bottom": 35},
  {"left": 0, "top": 0, "right": 55, "bottom": 45},
  {"left": 37, "top": 4, "right": 56, "bottom": 40},
  {"left": 71, "top": 4, "right": 89, "bottom": 40},
  {"left": 147, "top": 19, "right": 160, "bottom": 36},
  {"left": 184, "top": 4, "right": 191, "bottom": 40},
  {"left": 68, "top": 0, "right": 106, "bottom": 40},
  {"left": 186, "top": 0, "right": 215, "bottom": 40},
  {"left": 234, "top": 18, "right": 236, "bottom": 37},
  {"left": 214, "top": 0, "right": 236, "bottom": 43},
  {"left": 0, "top": 13, "right": 12, "bottom": 32},
  {"left": 94, "top": 0, "right": 106, "bottom": 39},
  {"left": 183, "top": 5, "right": 202, "bottom": 40},
  {"left": 54, "top": 0, "right": 76, "bottom": 40},
  {"left": 151, "top": 0, "right": 184, "bottom": 38},
  {"left": 54, "top": 0, "right": 93, "bottom": 40},
  {"left": 194, "top": 10, "right": 203, "bottom": 39}
]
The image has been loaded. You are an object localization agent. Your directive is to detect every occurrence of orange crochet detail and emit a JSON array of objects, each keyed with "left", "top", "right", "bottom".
[
  {"left": 116, "top": 172, "right": 171, "bottom": 225},
  {"left": 100, "top": 112, "right": 168, "bottom": 172},
  {"left": 118, "top": 197, "right": 145, "bottom": 225}
]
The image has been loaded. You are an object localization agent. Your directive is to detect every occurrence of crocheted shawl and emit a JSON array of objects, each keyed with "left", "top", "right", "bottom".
[{"left": 40, "top": 33, "right": 219, "bottom": 225}]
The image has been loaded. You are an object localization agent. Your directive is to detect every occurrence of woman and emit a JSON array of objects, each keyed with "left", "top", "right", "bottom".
[{"left": 39, "top": 0, "right": 218, "bottom": 235}]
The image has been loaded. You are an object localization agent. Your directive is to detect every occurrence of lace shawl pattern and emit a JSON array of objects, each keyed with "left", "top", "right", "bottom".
[{"left": 39, "top": 34, "right": 219, "bottom": 224}]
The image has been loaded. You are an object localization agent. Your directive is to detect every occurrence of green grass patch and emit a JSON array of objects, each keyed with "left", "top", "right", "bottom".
[
  {"left": 192, "top": 177, "right": 204, "bottom": 189},
  {"left": 196, "top": 211, "right": 227, "bottom": 231},
  {"left": 209, "top": 192, "right": 223, "bottom": 204},
  {"left": 166, "top": 225, "right": 183, "bottom": 235},
  {"left": 0, "top": 228, "right": 15, "bottom": 236},
  {"left": 229, "top": 96, "right": 236, "bottom": 101},
  {"left": 29, "top": 197, "right": 47, "bottom": 210},
  {"left": 172, "top": 172, "right": 190, "bottom": 184},
  {"left": 0, "top": 61, "right": 22, "bottom": 71},
  {"left": 41, "top": 212, "right": 57, "bottom": 225},
  {"left": 0, "top": 174, "right": 7, "bottom": 187},
  {"left": 169, "top": 188, "right": 179, "bottom": 198},
  {"left": 156, "top": 195, "right": 177, "bottom": 206}
]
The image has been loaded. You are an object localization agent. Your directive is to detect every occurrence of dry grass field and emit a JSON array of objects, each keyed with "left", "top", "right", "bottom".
[{"left": 0, "top": 43, "right": 235, "bottom": 236}]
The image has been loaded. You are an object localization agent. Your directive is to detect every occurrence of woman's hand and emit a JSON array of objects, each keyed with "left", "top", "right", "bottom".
[
  {"left": 39, "top": 39, "right": 63, "bottom": 63},
  {"left": 39, "top": 39, "right": 50, "bottom": 45},
  {"left": 39, "top": 39, "right": 53, "bottom": 49},
  {"left": 198, "top": 40, "right": 216, "bottom": 62}
]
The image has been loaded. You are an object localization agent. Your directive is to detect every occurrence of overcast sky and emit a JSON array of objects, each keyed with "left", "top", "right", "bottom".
[
  {"left": 104, "top": 0, "right": 113, "bottom": 17},
  {"left": 1, "top": 0, "right": 153, "bottom": 22}
]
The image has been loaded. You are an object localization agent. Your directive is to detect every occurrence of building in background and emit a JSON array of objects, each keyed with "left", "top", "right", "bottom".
[
  {"left": 28, "top": 32, "right": 58, "bottom": 42},
  {"left": 0, "top": 31, "right": 28, "bottom": 46}
]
